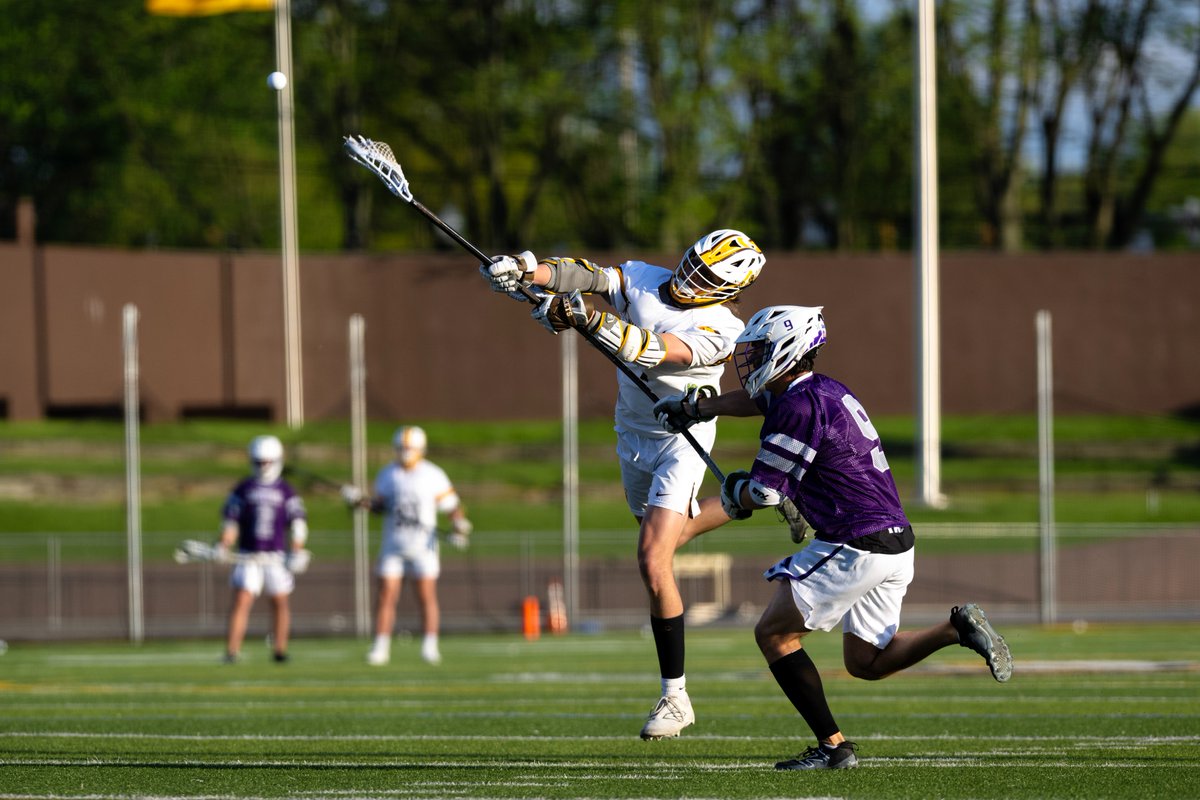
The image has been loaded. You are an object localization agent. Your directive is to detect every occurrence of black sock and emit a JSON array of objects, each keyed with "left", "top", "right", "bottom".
[
  {"left": 768, "top": 648, "right": 840, "bottom": 741},
  {"left": 650, "top": 614, "right": 685, "bottom": 679}
]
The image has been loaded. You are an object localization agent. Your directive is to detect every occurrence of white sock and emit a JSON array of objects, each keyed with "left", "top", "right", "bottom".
[
  {"left": 662, "top": 676, "right": 687, "bottom": 696},
  {"left": 422, "top": 633, "right": 438, "bottom": 649},
  {"left": 372, "top": 634, "right": 390, "bottom": 652}
]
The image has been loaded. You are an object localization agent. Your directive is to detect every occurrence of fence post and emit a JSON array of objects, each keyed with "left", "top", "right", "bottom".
[{"left": 1037, "top": 310, "right": 1057, "bottom": 624}]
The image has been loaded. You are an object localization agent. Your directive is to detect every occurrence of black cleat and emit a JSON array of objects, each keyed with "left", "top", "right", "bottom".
[
  {"left": 272, "top": 652, "right": 289, "bottom": 663},
  {"left": 951, "top": 603, "right": 1013, "bottom": 682},
  {"left": 775, "top": 741, "right": 858, "bottom": 770}
]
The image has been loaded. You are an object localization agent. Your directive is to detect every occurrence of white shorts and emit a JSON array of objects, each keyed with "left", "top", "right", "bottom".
[
  {"left": 764, "top": 540, "right": 914, "bottom": 648},
  {"left": 230, "top": 557, "right": 294, "bottom": 598},
  {"left": 376, "top": 550, "right": 440, "bottom": 580},
  {"left": 616, "top": 427, "right": 714, "bottom": 518}
]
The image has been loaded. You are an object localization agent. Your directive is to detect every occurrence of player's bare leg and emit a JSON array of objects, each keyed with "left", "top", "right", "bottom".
[
  {"left": 841, "top": 623, "right": 957, "bottom": 681},
  {"left": 269, "top": 594, "right": 290, "bottom": 662},
  {"left": 637, "top": 506, "right": 695, "bottom": 739},
  {"left": 675, "top": 496, "right": 732, "bottom": 549},
  {"left": 755, "top": 581, "right": 858, "bottom": 769},
  {"left": 415, "top": 577, "right": 441, "bottom": 664},
  {"left": 367, "top": 577, "right": 401, "bottom": 665},
  {"left": 224, "top": 588, "right": 255, "bottom": 663}
]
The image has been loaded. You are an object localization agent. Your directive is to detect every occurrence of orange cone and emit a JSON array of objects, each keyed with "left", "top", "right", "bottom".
[{"left": 522, "top": 595, "right": 541, "bottom": 640}]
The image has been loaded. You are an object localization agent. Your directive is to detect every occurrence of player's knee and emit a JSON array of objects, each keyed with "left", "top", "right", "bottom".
[{"left": 843, "top": 654, "right": 887, "bottom": 681}]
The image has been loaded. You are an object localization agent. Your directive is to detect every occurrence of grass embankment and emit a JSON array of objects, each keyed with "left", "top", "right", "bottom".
[{"left": 1, "top": 414, "right": 1198, "bottom": 542}]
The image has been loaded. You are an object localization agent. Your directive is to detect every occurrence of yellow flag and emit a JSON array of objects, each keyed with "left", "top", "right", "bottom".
[{"left": 146, "top": 0, "right": 275, "bottom": 15}]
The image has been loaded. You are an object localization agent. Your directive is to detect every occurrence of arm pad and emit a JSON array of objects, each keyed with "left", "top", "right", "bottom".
[
  {"left": 542, "top": 258, "right": 612, "bottom": 294},
  {"left": 746, "top": 479, "right": 783, "bottom": 508},
  {"left": 290, "top": 518, "right": 309, "bottom": 546},
  {"left": 587, "top": 312, "right": 668, "bottom": 368}
]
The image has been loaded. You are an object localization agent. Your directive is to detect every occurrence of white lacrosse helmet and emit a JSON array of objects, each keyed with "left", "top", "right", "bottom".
[
  {"left": 248, "top": 435, "right": 285, "bottom": 483},
  {"left": 734, "top": 305, "right": 827, "bottom": 398},
  {"left": 393, "top": 425, "right": 427, "bottom": 468},
  {"left": 669, "top": 229, "right": 765, "bottom": 307}
]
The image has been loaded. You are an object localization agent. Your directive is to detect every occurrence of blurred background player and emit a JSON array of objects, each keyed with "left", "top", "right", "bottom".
[
  {"left": 657, "top": 305, "right": 1012, "bottom": 769},
  {"left": 480, "top": 230, "right": 764, "bottom": 739},
  {"left": 343, "top": 425, "right": 473, "bottom": 666},
  {"left": 219, "top": 435, "right": 309, "bottom": 664}
]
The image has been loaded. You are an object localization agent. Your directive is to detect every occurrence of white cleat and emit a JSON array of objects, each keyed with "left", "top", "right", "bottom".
[
  {"left": 366, "top": 648, "right": 390, "bottom": 666},
  {"left": 639, "top": 692, "right": 695, "bottom": 740},
  {"left": 420, "top": 645, "right": 442, "bottom": 666}
]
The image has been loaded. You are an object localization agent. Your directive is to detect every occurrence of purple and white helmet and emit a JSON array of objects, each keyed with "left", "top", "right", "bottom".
[
  {"left": 734, "top": 305, "right": 826, "bottom": 398},
  {"left": 669, "top": 229, "right": 765, "bottom": 306}
]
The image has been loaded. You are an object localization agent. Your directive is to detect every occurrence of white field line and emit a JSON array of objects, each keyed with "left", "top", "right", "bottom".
[
  {"left": 2, "top": 755, "right": 1198, "bottom": 771},
  {"left": 36, "top": 652, "right": 1200, "bottom": 675},
  {"left": 3, "top": 731, "right": 1199, "bottom": 745}
]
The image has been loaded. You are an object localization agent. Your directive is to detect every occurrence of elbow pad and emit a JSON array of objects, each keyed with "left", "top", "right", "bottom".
[
  {"left": 747, "top": 479, "right": 783, "bottom": 508},
  {"left": 587, "top": 312, "right": 668, "bottom": 368}
]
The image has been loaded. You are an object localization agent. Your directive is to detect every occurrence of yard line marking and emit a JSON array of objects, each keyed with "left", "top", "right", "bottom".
[{"left": 4, "top": 731, "right": 1200, "bottom": 745}]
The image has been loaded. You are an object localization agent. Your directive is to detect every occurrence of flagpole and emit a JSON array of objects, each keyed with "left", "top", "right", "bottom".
[{"left": 275, "top": 0, "right": 303, "bottom": 427}]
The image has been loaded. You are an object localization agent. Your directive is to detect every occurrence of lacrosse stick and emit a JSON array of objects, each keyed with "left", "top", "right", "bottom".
[
  {"left": 283, "top": 464, "right": 348, "bottom": 493},
  {"left": 173, "top": 539, "right": 234, "bottom": 565},
  {"left": 173, "top": 539, "right": 313, "bottom": 572},
  {"left": 344, "top": 134, "right": 808, "bottom": 541}
]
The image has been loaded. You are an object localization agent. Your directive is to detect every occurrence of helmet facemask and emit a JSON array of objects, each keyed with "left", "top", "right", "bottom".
[{"left": 248, "top": 435, "right": 284, "bottom": 483}]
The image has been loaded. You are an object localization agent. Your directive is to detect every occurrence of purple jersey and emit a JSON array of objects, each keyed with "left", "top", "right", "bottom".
[
  {"left": 221, "top": 478, "right": 306, "bottom": 553},
  {"left": 751, "top": 373, "right": 908, "bottom": 544}
]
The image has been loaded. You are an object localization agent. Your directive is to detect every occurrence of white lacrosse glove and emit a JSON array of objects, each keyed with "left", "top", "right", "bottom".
[
  {"left": 653, "top": 384, "right": 717, "bottom": 433},
  {"left": 447, "top": 516, "right": 472, "bottom": 550},
  {"left": 285, "top": 549, "right": 311, "bottom": 574},
  {"left": 480, "top": 250, "right": 537, "bottom": 294},
  {"left": 720, "top": 470, "right": 754, "bottom": 520},
  {"left": 531, "top": 290, "right": 594, "bottom": 334},
  {"left": 340, "top": 484, "right": 364, "bottom": 507}
]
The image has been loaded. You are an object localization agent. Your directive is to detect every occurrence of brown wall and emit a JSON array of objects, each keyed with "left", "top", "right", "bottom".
[{"left": 1, "top": 240, "right": 1198, "bottom": 422}]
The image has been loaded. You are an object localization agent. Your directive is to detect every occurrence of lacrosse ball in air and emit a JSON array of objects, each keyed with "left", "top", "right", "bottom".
[{"left": 267, "top": 71, "right": 288, "bottom": 91}]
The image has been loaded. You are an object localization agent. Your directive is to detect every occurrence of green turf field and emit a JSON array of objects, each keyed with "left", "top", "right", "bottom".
[{"left": 2, "top": 624, "right": 1197, "bottom": 799}]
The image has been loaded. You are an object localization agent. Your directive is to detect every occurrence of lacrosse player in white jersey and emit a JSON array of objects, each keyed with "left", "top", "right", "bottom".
[
  {"left": 343, "top": 425, "right": 472, "bottom": 666},
  {"left": 219, "top": 435, "right": 309, "bottom": 664},
  {"left": 481, "top": 230, "right": 765, "bottom": 739}
]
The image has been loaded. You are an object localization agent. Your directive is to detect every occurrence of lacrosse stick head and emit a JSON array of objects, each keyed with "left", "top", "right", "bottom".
[
  {"left": 174, "top": 539, "right": 228, "bottom": 564},
  {"left": 343, "top": 135, "right": 413, "bottom": 202}
]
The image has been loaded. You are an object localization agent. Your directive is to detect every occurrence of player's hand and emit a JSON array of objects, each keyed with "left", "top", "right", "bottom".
[
  {"left": 285, "top": 549, "right": 311, "bottom": 574},
  {"left": 778, "top": 498, "right": 810, "bottom": 544},
  {"left": 480, "top": 250, "right": 536, "bottom": 293},
  {"left": 447, "top": 517, "right": 472, "bottom": 550},
  {"left": 340, "top": 484, "right": 365, "bottom": 508},
  {"left": 213, "top": 542, "right": 233, "bottom": 563},
  {"left": 720, "top": 470, "right": 754, "bottom": 520},
  {"left": 532, "top": 290, "right": 593, "bottom": 334},
  {"left": 653, "top": 384, "right": 716, "bottom": 433}
]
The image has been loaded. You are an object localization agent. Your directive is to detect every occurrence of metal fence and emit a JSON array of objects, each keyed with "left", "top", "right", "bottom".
[{"left": 0, "top": 523, "right": 1196, "bottom": 643}]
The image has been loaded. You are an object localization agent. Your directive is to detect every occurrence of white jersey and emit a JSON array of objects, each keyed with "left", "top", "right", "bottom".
[
  {"left": 373, "top": 460, "right": 460, "bottom": 557},
  {"left": 596, "top": 260, "right": 745, "bottom": 436}
]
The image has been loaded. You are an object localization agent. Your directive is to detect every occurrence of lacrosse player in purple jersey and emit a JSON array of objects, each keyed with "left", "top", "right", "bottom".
[
  {"left": 218, "top": 435, "right": 309, "bottom": 664},
  {"left": 481, "top": 230, "right": 764, "bottom": 740},
  {"left": 654, "top": 305, "right": 1013, "bottom": 770}
]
